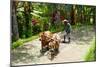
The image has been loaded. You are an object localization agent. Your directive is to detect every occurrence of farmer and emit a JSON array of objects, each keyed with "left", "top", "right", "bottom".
[{"left": 63, "top": 19, "right": 71, "bottom": 43}]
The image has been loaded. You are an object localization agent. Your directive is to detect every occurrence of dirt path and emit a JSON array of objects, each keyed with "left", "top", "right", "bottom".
[{"left": 11, "top": 25, "right": 95, "bottom": 66}]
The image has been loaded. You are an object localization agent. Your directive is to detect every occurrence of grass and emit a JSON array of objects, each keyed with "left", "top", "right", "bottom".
[
  {"left": 12, "top": 34, "right": 39, "bottom": 49},
  {"left": 22, "top": 34, "right": 39, "bottom": 43},
  {"left": 84, "top": 38, "right": 96, "bottom": 61},
  {"left": 50, "top": 24, "right": 64, "bottom": 33}
]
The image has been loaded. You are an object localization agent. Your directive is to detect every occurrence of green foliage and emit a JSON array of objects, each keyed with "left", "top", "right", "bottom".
[
  {"left": 12, "top": 2, "right": 96, "bottom": 47},
  {"left": 12, "top": 35, "right": 39, "bottom": 49},
  {"left": 50, "top": 26, "right": 57, "bottom": 33},
  {"left": 50, "top": 23, "right": 64, "bottom": 33},
  {"left": 32, "top": 25, "right": 42, "bottom": 35},
  {"left": 12, "top": 39, "right": 23, "bottom": 49},
  {"left": 24, "top": 13, "right": 33, "bottom": 38},
  {"left": 17, "top": 12, "right": 25, "bottom": 38},
  {"left": 84, "top": 38, "right": 96, "bottom": 61},
  {"left": 22, "top": 34, "right": 39, "bottom": 43}
]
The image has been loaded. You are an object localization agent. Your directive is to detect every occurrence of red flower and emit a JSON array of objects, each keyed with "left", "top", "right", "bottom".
[{"left": 32, "top": 19, "right": 37, "bottom": 25}]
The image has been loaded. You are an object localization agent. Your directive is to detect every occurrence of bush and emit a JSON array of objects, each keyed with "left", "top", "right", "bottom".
[
  {"left": 84, "top": 38, "right": 96, "bottom": 61},
  {"left": 12, "top": 39, "right": 23, "bottom": 49},
  {"left": 50, "top": 23, "right": 64, "bottom": 33},
  {"left": 32, "top": 25, "right": 41, "bottom": 35}
]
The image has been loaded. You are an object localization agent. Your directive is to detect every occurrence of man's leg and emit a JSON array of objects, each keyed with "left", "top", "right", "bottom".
[
  {"left": 67, "top": 33, "right": 71, "bottom": 43},
  {"left": 63, "top": 32, "right": 67, "bottom": 43},
  {"left": 64, "top": 35, "right": 66, "bottom": 42}
]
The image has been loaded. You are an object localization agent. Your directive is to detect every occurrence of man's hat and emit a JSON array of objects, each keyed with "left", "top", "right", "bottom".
[{"left": 63, "top": 19, "right": 69, "bottom": 23}]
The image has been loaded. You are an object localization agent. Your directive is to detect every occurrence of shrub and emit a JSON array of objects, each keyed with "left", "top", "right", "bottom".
[
  {"left": 84, "top": 38, "right": 96, "bottom": 61},
  {"left": 12, "top": 39, "right": 23, "bottom": 49},
  {"left": 32, "top": 25, "right": 41, "bottom": 35}
]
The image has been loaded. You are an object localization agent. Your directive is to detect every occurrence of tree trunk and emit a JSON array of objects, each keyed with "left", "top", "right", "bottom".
[
  {"left": 71, "top": 5, "right": 76, "bottom": 25},
  {"left": 12, "top": 1, "right": 19, "bottom": 41}
]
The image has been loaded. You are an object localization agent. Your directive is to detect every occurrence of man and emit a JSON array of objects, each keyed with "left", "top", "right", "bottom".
[{"left": 63, "top": 19, "right": 71, "bottom": 43}]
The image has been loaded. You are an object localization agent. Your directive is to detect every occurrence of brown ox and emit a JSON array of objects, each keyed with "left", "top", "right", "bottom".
[
  {"left": 47, "top": 33, "right": 60, "bottom": 60},
  {"left": 39, "top": 31, "right": 53, "bottom": 53}
]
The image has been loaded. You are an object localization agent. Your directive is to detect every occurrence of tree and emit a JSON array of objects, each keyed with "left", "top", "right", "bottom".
[
  {"left": 24, "top": 2, "right": 33, "bottom": 38},
  {"left": 12, "top": 1, "right": 19, "bottom": 41},
  {"left": 71, "top": 5, "right": 77, "bottom": 25}
]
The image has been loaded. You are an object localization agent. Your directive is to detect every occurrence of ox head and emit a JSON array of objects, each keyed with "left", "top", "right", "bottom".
[{"left": 39, "top": 31, "right": 53, "bottom": 42}]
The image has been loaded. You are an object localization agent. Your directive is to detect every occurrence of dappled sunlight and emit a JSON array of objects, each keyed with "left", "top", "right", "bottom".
[
  {"left": 11, "top": 42, "right": 41, "bottom": 65},
  {"left": 11, "top": 25, "right": 95, "bottom": 65},
  {"left": 70, "top": 25, "right": 95, "bottom": 45}
]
